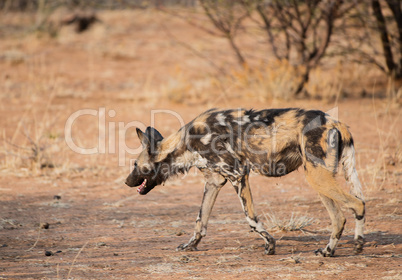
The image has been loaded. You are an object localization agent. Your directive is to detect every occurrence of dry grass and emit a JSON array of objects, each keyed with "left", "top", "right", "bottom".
[
  {"left": 0, "top": 57, "right": 111, "bottom": 178},
  {"left": 358, "top": 89, "right": 401, "bottom": 192},
  {"left": 278, "top": 253, "right": 303, "bottom": 264},
  {"left": 230, "top": 60, "right": 304, "bottom": 101},
  {"left": 0, "top": 218, "right": 22, "bottom": 229},
  {"left": 305, "top": 61, "right": 344, "bottom": 102},
  {"left": 66, "top": 241, "right": 88, "bottom": 280},
  {"left": 0, "top": 106, "right": 109, "bottom": 179},
  {"left": 263, "top": 211, "right": 314, "bottom": 232},
  {"left": 1, "top": 113, "right": 63, "bottom": 176}
]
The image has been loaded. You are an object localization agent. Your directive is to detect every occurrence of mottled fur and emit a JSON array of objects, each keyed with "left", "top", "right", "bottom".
[{"left": 126, "top": 108, "right": 365, "bottom": 257}]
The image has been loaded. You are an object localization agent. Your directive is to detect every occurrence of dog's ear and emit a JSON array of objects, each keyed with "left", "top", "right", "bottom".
[
  {"left": 136, "top": 128, "right": 150, "bottom": 147},
  {"left": 144, "top": 127, "right": 164, "bottom": 154},
  {"left": 145, "top": 127, "right": 164, "bottom": 142}
]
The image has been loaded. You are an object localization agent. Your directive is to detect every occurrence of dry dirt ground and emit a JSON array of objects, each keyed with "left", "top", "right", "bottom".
[{"left": 0, "top": 9, "right": 401, "bottom": 280}]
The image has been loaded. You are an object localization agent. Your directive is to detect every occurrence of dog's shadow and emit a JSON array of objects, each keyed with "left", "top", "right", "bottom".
[
  {"left": 280, "top": 230, "right": 401, "bottom": 245},
  {"left": 274, "top": 230, "right": 401, "bottom": 257}
]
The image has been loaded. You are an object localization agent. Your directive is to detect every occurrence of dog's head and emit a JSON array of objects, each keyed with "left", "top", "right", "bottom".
[{"left": 125, "top": 127, "right": 166, "bottom": 195}]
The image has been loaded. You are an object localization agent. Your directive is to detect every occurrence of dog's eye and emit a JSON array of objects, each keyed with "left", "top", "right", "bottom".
[{"left": 141, "top": 166, "right": 151, "bottom": 174}]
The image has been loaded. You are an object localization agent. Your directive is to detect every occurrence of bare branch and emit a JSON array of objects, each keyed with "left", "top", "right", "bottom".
[
  {"left": 309, "top": 0, "right": 340, "bottom": 66},
  {"left": 160, "top": 23, "right": 227, "bottom": 76},
  {"left": 199, "top": 0, "right": 248, "bottom": 66},
  {"left": 157, "top": 7, "right": 221, "bottom": 37},
  {"left": 256, "top": 3, "right": 281, "bottom": 59}
]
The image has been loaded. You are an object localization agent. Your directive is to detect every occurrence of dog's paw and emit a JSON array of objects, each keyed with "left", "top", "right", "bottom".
[
  {"left": 354, "top": 236, "right": 364, "bottom": 254},
  {"left": 314, "top": 248, "right": 334, "bottom": 257},
  {"left": 264, "top": 243, "right": 275, "bottom": 255},
  {"left": 176, "top": 243, "right": 198, "bottom": 252}
]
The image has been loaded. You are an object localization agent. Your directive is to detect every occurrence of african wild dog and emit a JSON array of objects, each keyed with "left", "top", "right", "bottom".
[{"left": 125, "top": 108, "right": 365, "bottom": 257}]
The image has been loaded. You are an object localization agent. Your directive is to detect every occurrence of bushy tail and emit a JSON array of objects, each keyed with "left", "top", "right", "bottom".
[
  {"left": 341, "top": 144, "right": 364, "bottom": 200},
  {"left": 335, "top": 122, "right": 364, "bottom": 201}
]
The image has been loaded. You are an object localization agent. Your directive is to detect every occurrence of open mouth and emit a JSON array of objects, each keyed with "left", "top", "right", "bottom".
[{"left": 137, "top": 179, "right": 147, "bottom": 194}]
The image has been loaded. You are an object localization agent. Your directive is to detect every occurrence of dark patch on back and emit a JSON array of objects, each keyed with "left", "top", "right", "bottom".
[
  {"left": 302, "top": 110, "right": 327, "bottom": 127},
  {"left": 254, "top": 108, "right": 295, "bottom": 127},
  {"left": 295, "top": 109, "right": 305, "bottom": 119},
  {"left": 206, "top": 110, "right": 224, "bottom": 126}
]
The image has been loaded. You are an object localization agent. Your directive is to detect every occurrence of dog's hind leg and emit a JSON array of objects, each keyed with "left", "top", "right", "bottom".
[
  {"left": 232, "top": 174, "right": 276, "bottom": 255},
  {"left": 177, "top": 170, "right": 226, "bottom": 251},
  {"left": 315, "top": 194, "right": 346, "bottom": 257},
  {"left": 304, "top": 162, "right": 365, "bottom": 257}
]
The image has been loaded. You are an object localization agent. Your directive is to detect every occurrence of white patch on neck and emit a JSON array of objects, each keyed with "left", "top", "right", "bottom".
[
  {"left": 193, "top": 152, "right": 208, "bottom": 168},
  {"left": 172, "top": 151, "right": 208, "bottom": 169}
]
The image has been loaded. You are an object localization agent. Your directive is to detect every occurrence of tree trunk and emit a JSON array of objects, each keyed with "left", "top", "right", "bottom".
[
  {"left": 372, "top": 0, "right": 396, "bottom": 76},
  {"left": 384, "top": 0, "right": 402, "bottom": 78},
  {"left": 228, "top": 35, "right": 247, "bottom": 67},
  {"left": 294, "top": 67, "right": 310, "bottom": 96}
]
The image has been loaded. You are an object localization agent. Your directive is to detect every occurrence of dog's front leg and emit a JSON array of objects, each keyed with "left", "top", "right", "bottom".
[
  {"left": 177, "top": 171, "right": 226, "bottom": 251},
  {"left": 232, "top": 174, "right": 276, "bottom": 255}
]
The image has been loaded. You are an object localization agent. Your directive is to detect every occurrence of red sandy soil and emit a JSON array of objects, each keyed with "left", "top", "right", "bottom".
[{"left": 0, "top": 9, "right": 401, "bottom": 280}]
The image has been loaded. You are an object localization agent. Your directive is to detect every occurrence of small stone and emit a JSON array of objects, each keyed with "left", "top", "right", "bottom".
[
  {"left": 45, "top": 251, "right": 53, "bottom": 256},
  {"left": 40, "top": 223, "right": 50, "bottom": 229}
]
